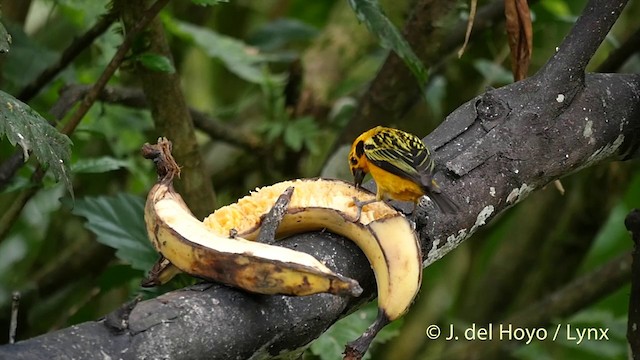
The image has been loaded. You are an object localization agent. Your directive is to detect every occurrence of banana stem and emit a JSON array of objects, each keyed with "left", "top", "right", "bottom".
[
  {"left": 141, "top": 137, "right": 181, "bottom": 182},
  {"left": 141, "top": 256, "right": 180, "bottom": 287},
  {"left": 344, "top": 310, "right": 391, "bottom": 360},
  {"left": 256, "top": 186, "right": 294, "bottom": 245}
]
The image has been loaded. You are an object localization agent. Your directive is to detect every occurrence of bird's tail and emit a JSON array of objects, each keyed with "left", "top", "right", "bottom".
[{"left": 428, "top": 192, "right": 459, "bottom": 214}]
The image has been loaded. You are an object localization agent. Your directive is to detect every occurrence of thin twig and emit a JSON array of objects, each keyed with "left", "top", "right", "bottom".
[
  {"left": 443, "top": 252, "right": 632, "bottom": 359},
  {"left": 9, "top": 291, "right": 20, "bottom": 344},
  {"left": 333, "top": 0, "right": 510, "bottom": 150},
  {"left": 625, "top": 209, "right": 640, "bottom": 357},
  {"left": 0, "top": 239, "right": 114, "bottom": 333},
  {"left": 61, "top": 0, "right": 170, "bottom": 135},
  {"left": 457, "top": 0, "right": 477, "bottom": 58},
  {"left": 596, "top": 26, "right": 640, "bottom": 73},
  {"left": 0, "top": 11, "right": 117, "bottom": 190},
  {"left": 16, "top": 11, "right": 118, "bottom": 102},
  {"left": 53, "top": 84, "right": 265, "bottom": 152},
  {"left": 0, "top": 151, "right": 24, "bottom": 191},
  {"left": 537, "top": 0, "right": 628, "bottom": 91},
  {"left": 0, "top": 182, "right": 39, "bottom": 244},
  {"left": 51, "top": 84, "right": 146, "bottom": 119},
  {"left": 0, "top": 0, "right": 170, "bottom": 245}
]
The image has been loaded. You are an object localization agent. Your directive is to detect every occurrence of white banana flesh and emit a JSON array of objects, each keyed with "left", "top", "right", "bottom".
[
  {"left": 142, "top": 138, "right": 424, "bottom": 359},
  {"left": 145, "top": 179, "right": 363, "bottom": 297},
  {"left": 203, "top": 178, "right": 422, "bottom": 322}
]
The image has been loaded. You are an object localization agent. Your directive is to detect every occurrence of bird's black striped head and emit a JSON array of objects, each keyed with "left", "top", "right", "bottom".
[{"left": 349, "top": 129, "right": 378, "bottom": 188}]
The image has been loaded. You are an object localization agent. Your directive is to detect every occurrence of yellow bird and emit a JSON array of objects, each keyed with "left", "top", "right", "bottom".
[{"left": 348, "top": 126, "right": 458, "bottom": 217}]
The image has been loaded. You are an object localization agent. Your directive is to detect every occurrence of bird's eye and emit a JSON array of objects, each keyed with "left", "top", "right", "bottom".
[
  {"left": 355, "top": 141, "right": 365, "bottom": 158},
  {"left": 350, "top": 157, "right": 358, "bottom": 165}
]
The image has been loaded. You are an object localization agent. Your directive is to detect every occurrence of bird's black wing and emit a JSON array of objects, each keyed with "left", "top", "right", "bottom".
[{"left": 363, "top": 129, "right": 433, "bottom": 187}]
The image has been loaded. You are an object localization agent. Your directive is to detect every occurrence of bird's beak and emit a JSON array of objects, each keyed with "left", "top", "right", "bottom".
[{"left": 352, "top": 168, "right": 365, "bottom": 188}]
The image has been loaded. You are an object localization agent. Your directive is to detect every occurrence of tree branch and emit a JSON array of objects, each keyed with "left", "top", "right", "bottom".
[
  {"left": 16, "top": 11, "right": 118, "bottom": 102},
  {"left": 0, "top": 10, "right": 117, "bottom": 191},
  {"left": 0, "top": 0, "right": 32, "bottom": 25},
  {"left": 0, "top": 242, "right": 114, "bottom": 343},
  {"left": 61, "top": 0, "right": 169, "bottom": 136},
  {"left": 443, "top": 252, "right": 632, "bottom": 359},
  {"left": 334, "top": 0, "right": 510, "bottom": 148},
  {"left": 1, "top": 0, "right": 639, "bottom": 358},
  {"left": 0, "top": 151, "right": 23, "bottom": 191},
  {"left": 596, "top": 25, "right": 640, "bottom": 73},
  {"left": 535, "top": 0, "right": 627, "bottom": 98},
  {"left": 0, "top": 233, "right": 376, "bottom": 359},
  {"left": 116, "top": 0, "right": 216, "bottom": 219},
  {"left": 2, "top": 71, "right": 638, "bottom": 359},
  {"left": 437, "top": 0, "right": 508, "bottom": 63},
  {"left": 423, "top": 71, "right": 640, "bottom": 264},
  {"left": 510, "top": 166, "right": 627, "bottom": 309},
  {"left": 459, "top": 162, "right": 631, "bottom": 324},
  {"left": 53, "top": 84, "right": 265, "bottom": 153},
  {"left": 0, "top": 0, "right": 170, "bottom": 246}
]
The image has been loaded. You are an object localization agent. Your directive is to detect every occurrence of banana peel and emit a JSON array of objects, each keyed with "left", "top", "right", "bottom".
[
  {"left": 142, "top": 139, "right": 361, "bottom": 297},
  {"left": 202, "top": 178, "right": 422, "bottom": 322},
  {"left": 141, "top": 137, "right": 423, "bottom": 360}
]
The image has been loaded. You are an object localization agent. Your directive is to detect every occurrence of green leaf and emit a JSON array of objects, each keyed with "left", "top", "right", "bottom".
[
  {"left": 191, "top": 0, "right": 229, "bottom": 5},
  {"left": 329, "top": 97, "right": 357, "bottom": 127},
  {"left": 71, "top": 194, "right": 157, "bottom": 272},
  {"left": 1, "top": 23, "right": 61, "bottom": 90},
  {"left": 296, "top": 117, "right": 321, "bottom": 153},
  {"left": 284, "top": 124, "right": 304, "bottom": 151},
  {"left": 310, "top": 304, "right": 401, "bottom": 360},
  {"left": 98, "top": 264, "right": 144, "bottom": 292},
  {"left": 472, "top": 59, "right": 514, "bottom": 85},
  {"left": 516, "top": 310, "right": 628, "bottom": 360},
  {"left": 580, "top": 172, "right": 640, "bottom": 272},
  {"left": 425, "top": 75, "right": 447, "bottom": 119},
  {"left": 347, "top": 0, "right": 428, "bottom": 96},
  {"left": 0, "top": 90, "right": 72, "bottom": 195},
  {"left": 164, "top": 17, "right": 280, "bottom": 84},
  {"left": 136, "top": 52, "right": 176, "bottom": 74},
  {"left": 248, "top": 18, "right": 318, "bottom": 50},
  {"left": 0, "top": 21, "right": 12, "bottom": 53},
  {"left": 71, "top": 156, "right": 130, "bottom": 174},
  {"left": 540, "top": 0, "right": 572, "bottom": 18}
]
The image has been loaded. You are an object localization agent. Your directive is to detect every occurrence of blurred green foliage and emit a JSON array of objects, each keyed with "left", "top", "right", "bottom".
[{"left": 0, "top": 0, "right": 638, "bottom": 359}]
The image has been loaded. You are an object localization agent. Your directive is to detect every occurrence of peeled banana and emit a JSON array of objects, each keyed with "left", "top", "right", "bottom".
[
  {"left": 143, "top": 139, "right": 361, "bottom": 296},
  {"left": 142, "top": 138, "right": 423, "bottom": 360},
  {"left": 201, "top": 178, "right": 422, "bottom": 325}
]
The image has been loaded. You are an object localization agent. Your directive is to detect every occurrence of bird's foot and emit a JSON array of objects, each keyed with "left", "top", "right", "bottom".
[
  {"left": 408, "top": 197, "right": 431, "bottom": 229},
  {"left": 351, "top": 197, "right": 377, "bottom": 222}
]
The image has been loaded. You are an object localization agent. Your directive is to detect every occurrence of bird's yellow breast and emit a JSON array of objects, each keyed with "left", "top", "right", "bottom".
[{"left": 368, "top": 162, "right": 424, "bottom": 202}]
